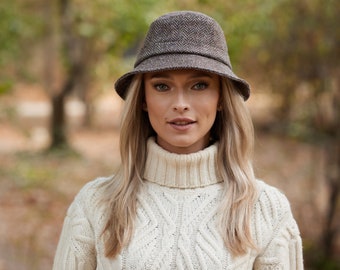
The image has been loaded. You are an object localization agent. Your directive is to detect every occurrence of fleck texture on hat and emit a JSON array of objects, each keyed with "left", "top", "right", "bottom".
[{"left": 115, "top": 11, "right": 250, "bottom": 100}]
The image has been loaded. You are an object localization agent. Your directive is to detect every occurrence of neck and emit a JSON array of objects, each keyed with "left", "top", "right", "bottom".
[{"left": 143, "top": 137, "right": 222, "bottom": 188}]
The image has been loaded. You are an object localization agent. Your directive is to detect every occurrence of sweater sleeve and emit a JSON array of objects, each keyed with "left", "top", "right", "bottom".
[
  {"left": 53, "top": 182, "right": 97, "bottom": 270},
  {"left": 253, "top": 183, "right": 304, "bottom": 270}
]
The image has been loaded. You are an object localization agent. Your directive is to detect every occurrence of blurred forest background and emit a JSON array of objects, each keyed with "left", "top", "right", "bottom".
[{"left": 0, "top": 0, "right": 339, "bottom": 269}]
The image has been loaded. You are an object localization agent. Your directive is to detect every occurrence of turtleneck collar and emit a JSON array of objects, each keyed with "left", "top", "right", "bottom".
[{"left": 143, "top": 137, "right": 222, "bottom": 188}]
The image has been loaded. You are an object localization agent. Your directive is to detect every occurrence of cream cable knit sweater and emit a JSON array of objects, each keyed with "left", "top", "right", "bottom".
[{"left": 53, "top": 138, "right": 303, "bottom": 269}]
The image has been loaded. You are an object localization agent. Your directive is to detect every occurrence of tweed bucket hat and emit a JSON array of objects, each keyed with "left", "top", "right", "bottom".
[{"left": 115, "top": 11, "right": 250, "bottom": 100}]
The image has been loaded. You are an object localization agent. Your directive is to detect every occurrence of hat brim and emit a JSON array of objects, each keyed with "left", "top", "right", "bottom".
[{"left": 114, "top": 54, "right": 250, "bottom": 100}]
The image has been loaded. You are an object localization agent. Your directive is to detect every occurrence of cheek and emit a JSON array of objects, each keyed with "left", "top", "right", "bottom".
[
  {"left": 145, "top": 96, "right": 166, "bottom": 123},
  {"left": 145, "top": 96, "right": 158, "bottom": 111},
  {"left": 199, "top": 100, "right": 219, "bottom": 126},
  {"left": 198, "top": 97, "right": 219, "bottom": 116},
  {"left": 145, "top": 89, "right": 163, "bottom": 110}
]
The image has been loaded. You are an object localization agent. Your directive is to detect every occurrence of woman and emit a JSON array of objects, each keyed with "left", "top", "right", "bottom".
[{"left": 53, "top": 11, "right": 303, "bottom": 269}]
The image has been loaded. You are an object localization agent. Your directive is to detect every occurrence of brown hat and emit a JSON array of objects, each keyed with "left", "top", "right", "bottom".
[{"left": 115, "top": 11, "right": 250, "bottom": 100}]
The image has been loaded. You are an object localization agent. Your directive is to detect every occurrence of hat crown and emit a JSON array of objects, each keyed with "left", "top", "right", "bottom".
[
  {"left": 114, "top": 11, "right": 250, "bottom": 101},
  {"left": 135, "top": 11, "right": 231, "bottom": 68}
]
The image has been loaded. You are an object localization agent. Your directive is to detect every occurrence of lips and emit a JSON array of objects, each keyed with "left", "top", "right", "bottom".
[
  {"left": 168, "top": 118, "right": 195, "bottom": 125},
  {"left": 168, "top": 118, "right": 196, "bottom": 130},
  {"left": 171, "top": 121, "right": 195, "bottom": 125}
]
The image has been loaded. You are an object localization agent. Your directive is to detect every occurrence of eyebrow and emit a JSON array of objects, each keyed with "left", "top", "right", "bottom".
[{"left": 149, "top": 71, "right": 214, "bottom": 79}]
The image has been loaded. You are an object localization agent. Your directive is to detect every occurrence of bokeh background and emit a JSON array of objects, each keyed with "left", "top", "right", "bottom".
[{"left": 0, "top": 0, "right": 339, "bottom": 269}]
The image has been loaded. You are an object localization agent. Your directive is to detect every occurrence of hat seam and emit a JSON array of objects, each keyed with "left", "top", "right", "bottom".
[{"left": 136, "top": 50, "right": 231, "bottom": 69}]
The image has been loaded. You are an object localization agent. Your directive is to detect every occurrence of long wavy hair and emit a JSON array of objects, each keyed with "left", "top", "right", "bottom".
[{"left": 100, "top": 73, "right": 258, "bottom": 257}]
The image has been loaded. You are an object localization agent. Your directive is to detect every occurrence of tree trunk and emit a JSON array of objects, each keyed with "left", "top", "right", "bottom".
[
  {"left": 321, "top": 76, "right": 340, "bottom": 261},
  {"left": 50, "top": 93, "right": 67, "bottom": 148},
  {"left": 49, "top": 0, "right": 85, "bottom": 149},
  {"left": 49, "top": 64, "right": 82, "bottom": 149}
]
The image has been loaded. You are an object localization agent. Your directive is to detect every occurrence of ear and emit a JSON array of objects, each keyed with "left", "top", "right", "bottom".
[{"left": 217, "top": 101, "right": 222, "bottom": 111}]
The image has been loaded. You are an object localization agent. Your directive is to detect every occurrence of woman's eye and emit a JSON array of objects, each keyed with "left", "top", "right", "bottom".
[
  {"left": 192, "top": 82, "right": 208, "bottom": 90},
  {"left": 154, "top": 83, "right": 169, "bottom": 91}
]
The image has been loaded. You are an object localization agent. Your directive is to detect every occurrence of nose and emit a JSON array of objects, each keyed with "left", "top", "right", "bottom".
[{"left": 172, "top": 91, "right": 189, "bottom": 112}]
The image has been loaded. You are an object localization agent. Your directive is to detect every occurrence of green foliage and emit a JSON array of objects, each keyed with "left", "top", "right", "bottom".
[
  {"left": 0, "top": 2, "right": 23, "bottom": 64},
  {"left": 191, "top": 0, "right": 283, "bottom": 66},
  {"left": 0, "top": 1, "right": 43, "bottom": 88},
  {"left": 6, "top": 150, "right": 81, "bottom": 189},
  {"left": 0, "top": 2, "right": 22, "bottom": 86},
  {"left": 1, "top": 0, "right": 337, "bottom": 142},
  {"left": 0, "top": 0, "right": 284, "bottom": 82},
  {"left": 244, "top": 0, "right": 339, "bottom": 141},
  {"left": 0, "top": 80, "right": 13, "bottom": 95}
]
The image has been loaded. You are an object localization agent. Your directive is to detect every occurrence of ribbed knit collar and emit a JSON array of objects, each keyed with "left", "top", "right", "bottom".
[{"left": 143, "top": 137, "right": 222, "bottom": 188}]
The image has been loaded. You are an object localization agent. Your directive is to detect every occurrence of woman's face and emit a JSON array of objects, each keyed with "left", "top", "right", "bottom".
[{"left": 144, "top": 69, "right": 220, "bottom": 154}]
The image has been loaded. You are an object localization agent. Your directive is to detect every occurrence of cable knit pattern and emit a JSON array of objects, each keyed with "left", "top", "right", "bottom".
[
  {"left": 53, "top": 138, "right": 303, "bottom": 269},
  {"left": 122, "top": 183, "right": 229, "bottom": 269}
]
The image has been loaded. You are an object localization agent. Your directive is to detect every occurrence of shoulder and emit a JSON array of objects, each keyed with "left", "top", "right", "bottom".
[
  {"left": 75, "top": 176, "right": 111, "bottom": 199},
  {"left": 68, "top": 176, "right": 113, "bottom": 216},
  {"left": 53, "top": 177, "right": 112, "bottom": 267},
  {"left": 252, "top": 180, "right": 296, "bottom": 244},
  {"left": 76, "top": 176, "right": 112, "bottom": 198},
  {"left": 253, "top": 181, "right": 303, "bottom": 264},
  {"left": 255, "top": 180, "right": 292, "bottom": 217}
]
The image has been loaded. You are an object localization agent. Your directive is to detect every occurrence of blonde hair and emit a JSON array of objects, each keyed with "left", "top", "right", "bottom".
[
  {"left": 100, "top": 74, "right": 258, "bottom": 257},
  {"left": 215, "top": 79, "right": 258, "bottom": 254}
]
